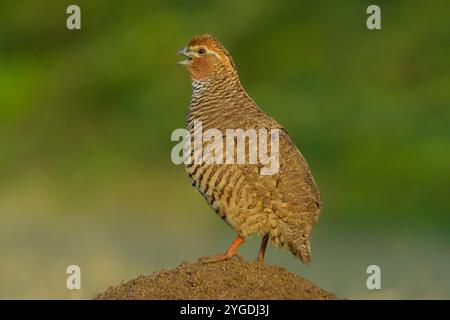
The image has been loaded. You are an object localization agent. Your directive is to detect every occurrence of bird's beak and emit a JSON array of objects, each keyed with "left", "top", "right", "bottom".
[{"left": 177, "top": 47, "right": 192, "bottom": 66}]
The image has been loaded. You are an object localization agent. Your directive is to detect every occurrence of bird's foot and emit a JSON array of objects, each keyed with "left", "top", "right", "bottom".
[
  {"left": 199, "top": 235, "right": 245, "bottom": 264},
  {"left": 198, "top": 253, "right": 242, "bottom": 264}
]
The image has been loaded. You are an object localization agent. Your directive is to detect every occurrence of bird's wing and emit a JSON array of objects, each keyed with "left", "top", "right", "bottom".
[{"left": 242, "top": 126, "right": 320, "bottom": 216}]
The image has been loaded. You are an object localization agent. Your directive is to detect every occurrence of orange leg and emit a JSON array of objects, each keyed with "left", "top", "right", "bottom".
[
  {"left": 257, "top": 234, "right": 269, "bottom": 262},
  {"left": 199, "top": 235, "right": 245, "bottom": 263}
]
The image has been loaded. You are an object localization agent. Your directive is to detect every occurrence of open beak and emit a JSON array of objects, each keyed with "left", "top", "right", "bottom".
[{"left": 177, "top": 47, "right": 192, "bottom": 65}]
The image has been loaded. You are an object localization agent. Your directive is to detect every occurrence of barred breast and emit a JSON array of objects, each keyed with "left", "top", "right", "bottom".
[{"left": 185, "top": 81, "right": 268, "bottom": 236}]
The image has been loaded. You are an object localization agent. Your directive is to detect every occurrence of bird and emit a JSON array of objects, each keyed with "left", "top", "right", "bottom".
[{"left": 177, "top": 34, "right": 321, "bottom": 264}]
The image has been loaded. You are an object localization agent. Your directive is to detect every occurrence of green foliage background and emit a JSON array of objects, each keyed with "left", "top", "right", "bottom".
[{"left": 0, "top": 1, "right": 449, "bottom": 299}]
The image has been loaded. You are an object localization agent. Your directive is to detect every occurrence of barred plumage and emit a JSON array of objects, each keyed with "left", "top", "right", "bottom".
[{"left": 178, "top": 34, "right": 321, "bottom": 264}]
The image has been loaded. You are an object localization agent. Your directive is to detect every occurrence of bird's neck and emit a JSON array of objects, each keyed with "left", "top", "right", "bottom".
[
  {"left": 186, "top": 72, "right": 256, "bottom": 130},
  {"left": 190, "top": 68, "right": 245, "bottom": 101}
]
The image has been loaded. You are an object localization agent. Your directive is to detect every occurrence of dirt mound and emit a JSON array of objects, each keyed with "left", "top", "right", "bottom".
[{"left": 95, "top": 258, "right": 337, "bottom": 300}]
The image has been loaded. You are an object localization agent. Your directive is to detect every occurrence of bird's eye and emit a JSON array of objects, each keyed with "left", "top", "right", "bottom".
[{"left": 197, "top": 48, "right": 206, "bottom": 55}]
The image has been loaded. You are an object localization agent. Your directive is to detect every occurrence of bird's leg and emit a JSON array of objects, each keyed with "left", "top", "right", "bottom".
[
  {"left": 256, "top": 234, "right": 269, "bottom": 263},
  {"left": 199, "top": 235, "right": 245, "bottom": 264}
]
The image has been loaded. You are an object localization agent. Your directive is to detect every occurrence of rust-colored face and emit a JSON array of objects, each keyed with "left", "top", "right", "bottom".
[{"left": 177, "top": 34, "right": 234, "bottom": 81}]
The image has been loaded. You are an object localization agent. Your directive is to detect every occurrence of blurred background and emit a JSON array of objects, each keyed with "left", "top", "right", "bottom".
[{"left": 0, "top": 0, "right": 449, "bottom": 299}]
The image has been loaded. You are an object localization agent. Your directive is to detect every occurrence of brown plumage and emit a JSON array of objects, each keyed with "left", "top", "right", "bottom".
[{"left": 177, "top": 34, "right": 321, "bottom": 264}]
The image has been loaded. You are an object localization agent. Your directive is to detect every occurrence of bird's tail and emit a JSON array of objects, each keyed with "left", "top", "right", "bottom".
[{"left": 280, "top": 220, "right": 312, "bottom": 264}]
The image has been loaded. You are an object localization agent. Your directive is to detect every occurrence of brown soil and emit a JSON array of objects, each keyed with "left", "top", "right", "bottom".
[{"left": 95, "top": 257, "right": 337, "bottom": 300}]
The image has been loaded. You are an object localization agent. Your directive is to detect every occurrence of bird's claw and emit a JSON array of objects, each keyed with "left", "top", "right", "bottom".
[{"left": 198, "top": 253, "right": 242, "bottom": 264}]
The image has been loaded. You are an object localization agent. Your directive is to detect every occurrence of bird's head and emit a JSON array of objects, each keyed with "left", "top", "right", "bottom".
[{"left": 177, "top": 34, "right": 237, "bottom": 81}]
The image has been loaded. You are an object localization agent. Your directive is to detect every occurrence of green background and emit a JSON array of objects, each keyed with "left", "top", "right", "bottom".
[{"left": 0, "top": 1, "right": 449, "bottom": 299}]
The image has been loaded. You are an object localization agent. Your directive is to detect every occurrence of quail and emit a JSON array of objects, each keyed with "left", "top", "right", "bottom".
[{"left": 177, "top": 34, "right": 321, "bottom": 264}]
